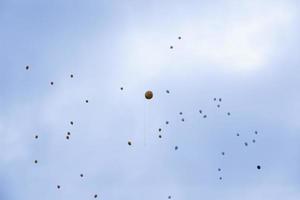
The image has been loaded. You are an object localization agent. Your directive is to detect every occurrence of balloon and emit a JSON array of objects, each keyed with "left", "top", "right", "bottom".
[
  {"left": 257, "top": 165, "right": 261, "bottom": 170},
  {"left": 145, "top": 90, "right": 153, "bottom": 99}
]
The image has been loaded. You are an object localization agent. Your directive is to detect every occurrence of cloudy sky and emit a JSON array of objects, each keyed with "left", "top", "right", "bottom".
[{"left": 0, "top": 0, "right": 300, "bottom": 199}]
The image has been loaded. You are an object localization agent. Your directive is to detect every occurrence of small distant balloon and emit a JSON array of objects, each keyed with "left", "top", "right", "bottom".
[
  {"left": 26, "top": 65, "right": 29, "bottom": 70},
  {"left": 257, "top": 165, "right": 261, "bottom": 170},
  {"left": 145, "top": 90, "right": 153, "bottom": 100},
  {"left": 128, "top": 141, "right": 132, "bottom": 146}
]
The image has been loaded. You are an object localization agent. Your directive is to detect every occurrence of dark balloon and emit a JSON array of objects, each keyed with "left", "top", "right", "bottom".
[
  {"left": 145, "top": 90, "right": 153, "bottom": 99},
  {"left": 257, "top": 165, "right": 261, "bottom": 170}
]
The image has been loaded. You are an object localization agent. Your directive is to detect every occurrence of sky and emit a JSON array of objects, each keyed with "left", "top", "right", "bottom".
[{"left": 0, "top": 0, "right": 300, "bottom": 199}]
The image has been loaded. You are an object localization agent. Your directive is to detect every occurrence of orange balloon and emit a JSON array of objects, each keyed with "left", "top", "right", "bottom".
[{"left": 145, "top": 90, "right": 153, "bottom": 99}]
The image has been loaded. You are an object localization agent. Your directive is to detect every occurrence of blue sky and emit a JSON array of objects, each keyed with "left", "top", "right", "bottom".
[{"left": 0, "top": 0, "right": 300, "bottom": 199}]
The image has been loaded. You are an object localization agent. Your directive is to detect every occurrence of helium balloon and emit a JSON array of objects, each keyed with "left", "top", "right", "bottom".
[
  {"left": 257, "top": 165, "right": 261, "bottom": 170},
  {"left": 145, "top": 91, "right": 153, "bottom": 99}
]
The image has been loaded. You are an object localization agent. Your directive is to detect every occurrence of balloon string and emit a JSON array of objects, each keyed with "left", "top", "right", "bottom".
[
  {"left": 143, "top": 102, "right": 146, "bottom": 146},
  {"left": 144, "top": 101, "right": 150, "bottom": 147}
]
